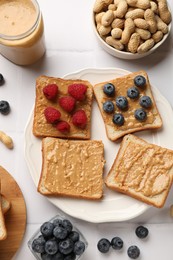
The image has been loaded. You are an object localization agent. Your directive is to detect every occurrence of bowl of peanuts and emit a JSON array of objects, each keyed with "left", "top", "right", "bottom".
[{"left": 93, "top": 0, "right": 172, "bottom": 59}]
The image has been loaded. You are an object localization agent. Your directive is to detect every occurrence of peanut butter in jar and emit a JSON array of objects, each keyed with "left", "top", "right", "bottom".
[{"left": 0, "top": 0, "right": 46, "bottom": 65}]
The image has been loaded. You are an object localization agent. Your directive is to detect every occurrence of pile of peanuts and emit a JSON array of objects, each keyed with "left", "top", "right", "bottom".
[{"left": 93, "top": 0, "right": 171, "bottom": 54}]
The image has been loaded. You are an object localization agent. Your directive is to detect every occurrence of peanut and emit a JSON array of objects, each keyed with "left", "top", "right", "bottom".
[
  {"left": 106, "top": 36, "right": 124, "bottom": 50},
  {"left": 111, "top": 27, "right": 122, "bottom": 38},
  {"left": 95, "top": 12, "right": 105, "bottom": 23},
  {"left": 150, "top": 1, "right": 158, "bottom": 14},
  {"left": 144, "top": 9, "right": 157, "bottom": 33},
  {"left": 0, "top": 131, "right": 13, "bottom": 149},
  {"left": 121, "top": 18, "right": 135, "bottom": 44},
  {"left": 135, "top": 27, "right": 151, "bottom": 40},
  {"left": 128, "top": 32, "right": 141, "bottom": 53},
  {"left": 137, "top": 38, "right": 155, "bottom": 53},
  {"left": 152, "top": 30, "right": 163, "bottom": 43},
  {"left": 114, "top": 0, "right": 128, "bottom": 18},
  {"left": 102, "top": 10, "right": 114, "bottom": 26},
  {"left": 127, "top": 0, "right": 150, "bottom": 10},
  {"left": 155, "top": 15, "right": 168, "bottom": 34},
  {"left": 111, "top": 18, "right": 125, "bottom": 29},
  {"left": 93, "top": 0, "right": 113, "bottom": 13},
  {"left": 134, "top": 18, "right": 148, "bottom": 29},
  {"left": 98, "top": 24, "right": 112, "bottom": 35},
  {"left": 157, "top": 0, "right": 171, "bottom": 24},
  {"left": 125, "top": 8, "right": 145, "bottom": 19},
  {"left": 108, "top": 3, "right": 116, "bottom": 10}
]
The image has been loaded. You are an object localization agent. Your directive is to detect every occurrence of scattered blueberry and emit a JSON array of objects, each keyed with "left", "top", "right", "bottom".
[
  {"left": 103, "top": 101, "right": 114, "bottom": 113},
  {"left": 112, "top": 113, "right": 124, "bottom": 126},
  {"left": 134, "top": 108, "right": 147, "bottom": 121},
  {"left": 40, "top": 222, "right": 54, "bottom": 239},
  {"left": 135, "top": 225, "right": 149, "bottom": 239},
  {"left": 127, "top": 87, "right": 139, "bottom": 99},
  {"left": 53, "top": 218, "right": 63, "bottom": 227},
  {"left": 127, "top": 245, "right": 140, "bottom": 259},
  {"left": 73, "top": 240, "right": 85, "bottom": 255},
  {"left": 45, "top": 240, "right": 58, "bottom": 255},
  {"left": 116, "top": 96, "right": 128, "bottom": 110},
  {"left": 53, "top": 225, "right": 68, "bottom": 240},
  {"left": 31, "top": 235, "right": 46, "bottom": 254},
  {"left": 111, "top": 237, "right": 123, "bottom": 250},
  {"left": 0, "top": 74, "right": 4, "bottom": 86},
  {"left": 134, "top": 75, "right": 146, "bottom": 88},
  {"left": 68, "top": 231, "right": 79, "bottom": 243},
  {"left": 59, "top": 238, "right": 74, "bottom": 255},
  {"left": 0, "top": 100, "right": 10, "bottom": 115},
  {"left": 97, "top": 238, "right": 111, "bottom": 253},
  {"left": 103, "top": 83, "right": 115, "bottom": 97},
  {"left": 64, "top": 252, "right": 76, "bottom": 260},
  {"left": 62, "top": 219, "right": 73, "bottom": 233},
  {"left": 139, "top": 96, "right": 152, "bottom": 108}
]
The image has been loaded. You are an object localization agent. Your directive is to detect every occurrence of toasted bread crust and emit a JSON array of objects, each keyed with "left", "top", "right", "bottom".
[
  {"left": 93, "top": 70, "right": 162, "bottom": 141},
  {"left": 0, "top": 187, "right": 7, "bottom": 240},
  {"left": 105, "top": 134, "right": 173, "bottom": 208},
  {"left": 33, "top": 75, "right": 93, "bottom": 139}
]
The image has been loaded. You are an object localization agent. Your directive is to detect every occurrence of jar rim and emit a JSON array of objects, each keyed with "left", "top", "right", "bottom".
[{"left": 0, "top": 0, "right": 40, "bottom": 40}]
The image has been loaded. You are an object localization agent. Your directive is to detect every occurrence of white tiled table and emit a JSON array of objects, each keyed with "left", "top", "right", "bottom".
[{"left": 1, "top": 0, "right": 173, "bottom": 259}]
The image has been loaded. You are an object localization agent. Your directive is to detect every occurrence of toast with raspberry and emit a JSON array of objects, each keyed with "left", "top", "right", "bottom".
[
  {"left": 105, "top": 134, "right": 173, "bottom": 208},
  {"left": 38, "top": 137, "right": 105, "bottom": 200},
  {"left": 93, "top": 70, "right": 162, "bottom": 141},
  {"left": 33, "top": 76, "right": 93, "bottom": 139}
]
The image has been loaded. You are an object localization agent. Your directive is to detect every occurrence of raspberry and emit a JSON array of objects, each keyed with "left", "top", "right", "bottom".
[
  {"left": 44, "top": 107, "right": 61, "bottom": 124},
  {"left": 43, "top": 84, "right": 58, "bottom": 100},
  {"left": 59, "top": 96, "right": 76, "bottom": 113},
  {"left": 72, "top": 110, "right": 87, "bottom": 129},
  {"left": 56, "top": 121, "right": 70, "bottom": 133},
  {"left": 68, "top": 84, "right": 87, "bottom": 101}
]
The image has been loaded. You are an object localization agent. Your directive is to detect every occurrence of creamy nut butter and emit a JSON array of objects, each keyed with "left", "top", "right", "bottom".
[
  {"left": 115, "top": 140, "right": 173, "bottom": 197},
  {"left": 0, "top": 0, "right": 45, "bottom": 65}
]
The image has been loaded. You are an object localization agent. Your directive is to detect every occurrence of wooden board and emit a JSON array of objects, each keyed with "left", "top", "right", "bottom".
[{"left": 0, "top": 166, "right": 26, "bottom": 260}]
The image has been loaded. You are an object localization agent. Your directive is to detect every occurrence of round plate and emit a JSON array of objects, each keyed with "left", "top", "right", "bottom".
[
  {"left": 24, "top": 68, "right": 173, "bottom": 223},
  {"left": 0, "top": 166, "right": 26, "bottom": 259}
]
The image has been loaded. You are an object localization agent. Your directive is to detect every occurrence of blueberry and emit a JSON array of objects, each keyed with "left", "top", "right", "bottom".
[
  {"left": 0, "top": 100, "right": 10, "bottom": 115},
  {"left": 53, "top": 218, "right": 63, "bottom": 227},
  {"left": 127, "top": 245, "right": 140, "bottom": 259},
  {"left": 45, "top": 240, "right": 58, "bottom": 255},
  {"left": 111, "top": 237, "right": 123, "bottom": 250},
  {"left": 127, "top": 87, "right": 139, "bottom": 99},
  {"left": 0, "top": 74, "right": 4, "bottom": 86},
  {"left": 103, "top": 83, "right": 115, "bottom": 97},
  {"left": 41, "top": 253, "right": 53, "bottom": 260},
  {"left": 135, "top": 225, "right": 149, "bottom": 239},
  {"left": 52, "top": 252, "right": 64, "bottom": 260},
  {"left": 62, "top": 219, "right": 73, "bottom": 233},
  {"left": 68, "top": 231, "right": 79, "bottom": 242},
  {"left": 103, "top": 101, "right": 114, "bottom": 113},
  {"left": 139, "top": 96, "right": 152, "bottom": 108},
  {"left": 116, "top": 96, "right": 128, "bottom": 110},
  {"left": 134, "top": 108, "right": 147, "bottom": 121},
  {"left": 112, "top": 113, "right": 124, "bottom": 126},
  {"left": 74, "top": 240, "right": 85, "bottom": 255},
  {"left": 40, "top": 222, "right": 54, "bottom": 238},
  {"left": 134, "top": 75, "right": 146, "bottom": 88},
  {"left": 53, "top": 226, "right": 68, "bottom": 240},
  {"left": 31, "top": 235, "right": 46, "bottom": 253},
  {"left": 59, "top": 238, "right": 74, "bottom": 255},
  {"left": 64, "top": 252, "right": 76, "bottom": 260},
  {"left": 97, "top": 238, "right": 111, "bottom": 253}
]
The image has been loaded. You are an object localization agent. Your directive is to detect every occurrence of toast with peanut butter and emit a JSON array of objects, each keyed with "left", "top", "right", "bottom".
[
  {"left": 105, "top": 134, "right": 173, "bottom": 208},
  {"left": 93, "top": 70, "right": 162, "bottom": 141},
  {"left": 1, "top": 194, "right": 11, "bottom": 214},
  {"left": 33, "top": 75, "right": 93, "bottom": 139},
  {"left": 38, "top": 137, "right": 105, "bottom": 200},
  {"left": 0, "top": 182, "right": 7, "bottom": 240}
]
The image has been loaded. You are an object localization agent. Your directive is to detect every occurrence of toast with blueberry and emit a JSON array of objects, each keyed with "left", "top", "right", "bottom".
[
  {"left": 0, "top": 184, "right": 7, "bottom": 240},
  {"left": 33, "top": 75, "right": 93, "bottom": 139},
  {"left": 105, "top": 134, "right": 173, "bottom": 208},
  {"left": 93, "top": 70, "right": 162, "bottom": 141},
  {"left": 38, "top": 137, "right": 105, "bottom": 200}
]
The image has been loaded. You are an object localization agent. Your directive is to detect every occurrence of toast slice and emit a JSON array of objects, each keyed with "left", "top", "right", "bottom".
[
  {"left": 93, "top": 70, "right": 162, "bottom": 141},
  {"left": 105, "top": 134, "right": 173, "bottom": 208},
  {"left": 33, "top": 75, "right": 93, "bottom": 139},
  {"left": 38, "top": 137, "right": 105, "bottom": 200},
  {"left": 0, "top": 182, "right": 7, "bottom": 240},
  {"left": 1, "top": 194, "right": 10, "bottom": 214}
]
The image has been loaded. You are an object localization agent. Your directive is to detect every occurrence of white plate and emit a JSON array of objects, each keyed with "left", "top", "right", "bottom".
[{"left": 24, "top": 68, "right": 173, "bottom": 223}]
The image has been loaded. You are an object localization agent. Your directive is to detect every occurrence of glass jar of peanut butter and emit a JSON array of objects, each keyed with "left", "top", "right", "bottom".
[{"left": 0, "top": 0, "right": 46, "bottom": 65}]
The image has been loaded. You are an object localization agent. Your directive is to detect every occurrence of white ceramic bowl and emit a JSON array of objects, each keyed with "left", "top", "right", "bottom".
[{"left": 92, "top": 12, "right": 171, "bottom": 60}]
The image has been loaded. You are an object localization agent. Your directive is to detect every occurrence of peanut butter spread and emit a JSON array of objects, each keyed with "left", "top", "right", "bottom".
[
  {"left": 115, "top": 140, "right": 173, "bottom": 197},
  {"left": 96, "top": 70, "right": 160, "bottom": 131},
  {"left": 44, "top": 139, "right": 105, "bottom": 198}
]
